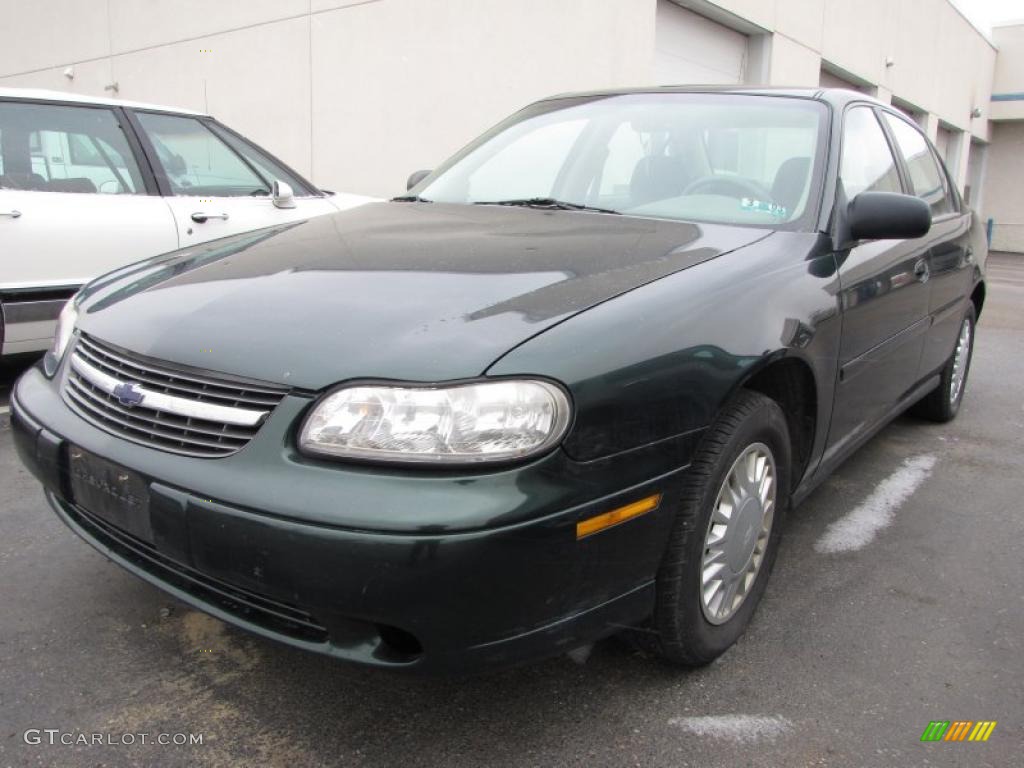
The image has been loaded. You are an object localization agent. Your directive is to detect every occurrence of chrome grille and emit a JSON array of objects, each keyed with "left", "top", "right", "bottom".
[{"left": 63, "top": 334, "right": 287, "bottom": 457}]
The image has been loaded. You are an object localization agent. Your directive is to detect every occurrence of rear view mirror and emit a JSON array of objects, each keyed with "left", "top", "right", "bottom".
[
  {"left": 847, "top": 191, "right": 931, "bottom": 241},
  {"left": 407, "top": 170, "right": 431, "bottom": 190},
  {"left": 272, "top": 180, "right": 296, "bottom": 209}
]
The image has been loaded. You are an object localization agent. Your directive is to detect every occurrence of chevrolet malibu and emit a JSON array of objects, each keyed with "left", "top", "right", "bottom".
[{"left": 11, "top": 87, "right": 986, "bottom": 672}]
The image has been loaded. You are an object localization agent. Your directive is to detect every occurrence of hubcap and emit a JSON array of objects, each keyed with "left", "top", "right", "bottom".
[
  {"left": 700, "top": 443, "right": 776, "bottom": 625},
  {"left": 949, "top": 317, "right": 972, "bottom": 405}
]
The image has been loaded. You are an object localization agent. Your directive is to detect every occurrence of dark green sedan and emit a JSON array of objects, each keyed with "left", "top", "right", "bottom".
[{"left": 11, "top": 87, "right": 986, "bottom": 672}]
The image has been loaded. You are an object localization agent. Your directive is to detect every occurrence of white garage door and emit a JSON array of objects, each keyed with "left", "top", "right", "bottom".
[{"left": 654, "top": 0, "right": 747, "bottom": 85}]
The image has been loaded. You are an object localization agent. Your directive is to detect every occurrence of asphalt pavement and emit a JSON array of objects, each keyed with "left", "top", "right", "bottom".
[{"left": 1, "top": 255, "right": 1022, "bottom": 768}]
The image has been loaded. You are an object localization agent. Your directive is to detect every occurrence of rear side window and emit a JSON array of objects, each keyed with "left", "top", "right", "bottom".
[
  {"left": 839, "top": 107, "right": 901, "bottom": 199},
  {"left": 882, "top": 113, "right": 954, "bottom": 217},
  {"left": 0, "top": 101, "right": 143, "bottom": 194},
  {"left": 136, "top": 112, "right": 271, "bottom": 197}
]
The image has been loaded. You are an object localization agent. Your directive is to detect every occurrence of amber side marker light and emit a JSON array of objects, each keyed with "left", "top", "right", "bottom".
[{"left": 576, "top": 493, "right": 662, "bottom": 539}]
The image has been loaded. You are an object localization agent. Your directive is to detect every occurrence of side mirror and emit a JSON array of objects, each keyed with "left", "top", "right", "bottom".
[
  {"left": 406, "top": 169, "right": 431, "bottom": 191},
  {"left": 272, "top": 179, "right": 296, "bottom": 209},
  {"left": 847, "top": 191, "right": 931, "bottom": 241}
]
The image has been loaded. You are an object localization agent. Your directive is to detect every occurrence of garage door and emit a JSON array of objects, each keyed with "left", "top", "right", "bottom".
[
  {"left": 654, "top": 0, "right": 747, "bottom": 85},
  {"left": 819, "top": 69, "right": 869, "bottom": 92}
]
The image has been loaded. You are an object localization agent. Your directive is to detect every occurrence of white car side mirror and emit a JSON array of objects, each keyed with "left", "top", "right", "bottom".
[{"left": 272, "top": 180, "right": 296, "bottom": 209}]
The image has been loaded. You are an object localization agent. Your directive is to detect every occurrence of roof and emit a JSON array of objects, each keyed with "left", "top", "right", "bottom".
[
  {"left": 0, "top": 87, "right": 207, "bottom": 116},
  {"left": 539, "top": 85, "right": 890, "bottom": 108}
]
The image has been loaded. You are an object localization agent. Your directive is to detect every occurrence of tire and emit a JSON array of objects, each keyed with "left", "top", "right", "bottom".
[
  {"left": 639, "top": 389, "right": 791, "bottom": 666},
  {"left": 911, "top": 304, "right": 976, "bottom": 423}
]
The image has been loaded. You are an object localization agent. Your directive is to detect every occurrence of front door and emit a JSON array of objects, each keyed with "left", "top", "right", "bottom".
[
  {"left": 0, "top": 99, "right": 178, "bottom": 354},
  {"left": 880, "top": 112, "right": 975, "bottom": 379},
  {"left": 825, "top": 106, "right": 932, "bottom": 461},
  {"left": 129, "top": 111, "right": 337, "bottom": 246}
]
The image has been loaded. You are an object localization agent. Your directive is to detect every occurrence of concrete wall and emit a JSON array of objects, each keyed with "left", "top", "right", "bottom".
[
  {"left": 700, "top": 0, "right": 997, "bottom": 193},
  {"left": 707, "top": 0, "right": 997, "bottom": 135},
  {"left": 984, "top": 23, "right": 1024, "bottom": 252},
  {"left": 982, "top": 122, "right": 1024, "bottom": 252},
  {"left": 0, "top": 0, "right": 657, "bottom": 197},
  {"left": 990, "top": 23, "right": 1024, "bottom": 121},
  {"left": 0, "top": 0, "right": 1005, "bottom": 203}
]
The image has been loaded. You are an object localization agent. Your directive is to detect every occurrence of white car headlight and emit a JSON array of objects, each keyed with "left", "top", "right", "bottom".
[
  {"left": 299, "top": 380, "right": 572, "bottom": 464},
  {"left": 49, "top": 298, "right": 78, "bottom": 362}
]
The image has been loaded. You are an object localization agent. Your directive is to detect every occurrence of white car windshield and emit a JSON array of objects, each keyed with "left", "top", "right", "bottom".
[{"left": 418, "top": 93, "right": 828, "bottom": 229}]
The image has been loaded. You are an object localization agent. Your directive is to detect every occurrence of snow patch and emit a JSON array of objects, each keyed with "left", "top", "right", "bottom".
[
  {"left": 668, "top": 714, "right": 792, "bottom": 742},
  {"left": 816, "top": 454, "right": 937, "bottom": 554}
]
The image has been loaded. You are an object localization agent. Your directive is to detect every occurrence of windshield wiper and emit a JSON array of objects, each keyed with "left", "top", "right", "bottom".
[
  {"left": 392, "top": 195, "right": 432, "bottom": 202},
  {"left": 473, "top": 197, "right": 620, "bottom": 214}
]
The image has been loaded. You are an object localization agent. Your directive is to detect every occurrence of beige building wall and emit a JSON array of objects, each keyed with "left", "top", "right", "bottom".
[
  {"left": 0, "top": 0, "right": 657, "bottom": 197},
  {"left": 703, "top": 0, "right": 997, "bottom": 188},
  {"left": 0, "top": 0, "right": 1007, "bottom": 208},
  {"left": 990, "top": 22, "right": 1024, "bottom": 121},
  {"left": 982, "top": 23, "right": 1024, "bottom": 252},
  {"left": 711, "top": 0, "right": 999, "bottom": 132},
  {"left": 983, "top": 122, "right": 1024, "bottom": 252}
]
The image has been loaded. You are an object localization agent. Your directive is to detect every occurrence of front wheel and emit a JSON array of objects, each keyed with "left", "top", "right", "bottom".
[
  {"left": 641, "top": 390, "right": 791, "bottom": 666},
  {"left": 912, "top": 304, "right": 976, "bottom": 423}
]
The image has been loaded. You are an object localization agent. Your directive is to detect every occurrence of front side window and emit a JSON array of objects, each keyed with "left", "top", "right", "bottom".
[
  {"left": 839, "top": 107, "right": 901, "bottom": 200},
  {"left": 419, "top": 94, "right": 828, "bottom": 229},
  {"left": 207, "top": 123, "right": 314, "bottom": 196},
  {"left": 136, "top": 112, "right": 270, "bottom": 197},
  {"left": 882, "top": 113, "right": 954, "bottom": 216},
  {"left": 0, "top": 101, "right": 143, "bottom": 194}
]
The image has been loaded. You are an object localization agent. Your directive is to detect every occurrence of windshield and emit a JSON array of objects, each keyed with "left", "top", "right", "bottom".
[{"left": 418, "top": 93, "right": 828, "bottom": 229}]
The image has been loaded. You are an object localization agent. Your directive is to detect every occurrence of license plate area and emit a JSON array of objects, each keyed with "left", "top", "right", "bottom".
[{"left": 68, "top": 445, "right": 153, "bottom": 543}]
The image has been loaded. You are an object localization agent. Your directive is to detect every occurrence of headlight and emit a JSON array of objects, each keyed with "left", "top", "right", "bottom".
[
  {"left": 44, "top": 298, "right": 78, "bottom": 373},
  {"left": 299, "top": 380, "right": 571, "bottom": 464}
]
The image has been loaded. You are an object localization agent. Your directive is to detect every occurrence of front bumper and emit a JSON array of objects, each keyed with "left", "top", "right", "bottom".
[{"left": 11, "top": 363, "right": 700, "bottom": 673}]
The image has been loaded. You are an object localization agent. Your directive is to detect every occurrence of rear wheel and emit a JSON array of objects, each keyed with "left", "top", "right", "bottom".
[
  {"left": 641, "top": 390, "right": 790, "bottom": 666},
  {"left": 912, "top": 304, "right": 976, "bottom": 423}
]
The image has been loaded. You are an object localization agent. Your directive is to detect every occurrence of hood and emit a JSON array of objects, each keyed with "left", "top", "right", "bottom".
[{"left": 76, "top": 202, "right": 770, "bottom": 390}]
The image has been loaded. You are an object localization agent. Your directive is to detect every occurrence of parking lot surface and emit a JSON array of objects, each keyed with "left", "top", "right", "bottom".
[{"left": 1, "top": 255, "right": 1022, "bottom": 767}]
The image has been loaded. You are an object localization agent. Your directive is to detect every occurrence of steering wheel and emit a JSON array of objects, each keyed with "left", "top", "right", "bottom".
[{"left": 681, "top": 175, "right": 770, "bottom": 200}]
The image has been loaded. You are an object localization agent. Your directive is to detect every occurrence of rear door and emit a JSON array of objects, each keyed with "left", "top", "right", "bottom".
[
  {"left": 128, "top": 110, "right": 336, "bottom": 246},
  {"left": 880, "top": 112, "right": 974, "bottom": 379},
  {"left": 0, "top": 98, "right": 178, "bottom": 354},
  {"left": 825, "top": 105, "right": 932, "bottom": 460}
]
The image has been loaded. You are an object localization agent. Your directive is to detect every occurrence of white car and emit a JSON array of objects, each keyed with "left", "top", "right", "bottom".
[{"left": 0, "top": 87, "right": 373, "bottom": 356}]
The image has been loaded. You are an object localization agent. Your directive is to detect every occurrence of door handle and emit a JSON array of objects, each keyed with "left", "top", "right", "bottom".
[
  {"left": 0, "top": 209, "right": 22, "bottom": 218},
  {"left": 190, "top": 212, "right": 229, "bottom": 223},
  {"left": 913, "top": 258, "right": 930, "bottom": 283}
]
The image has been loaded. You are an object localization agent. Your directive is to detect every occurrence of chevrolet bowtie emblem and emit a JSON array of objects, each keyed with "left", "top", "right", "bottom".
[{"left": 112, "top": 381, "right": 145, "bottom": 408}]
